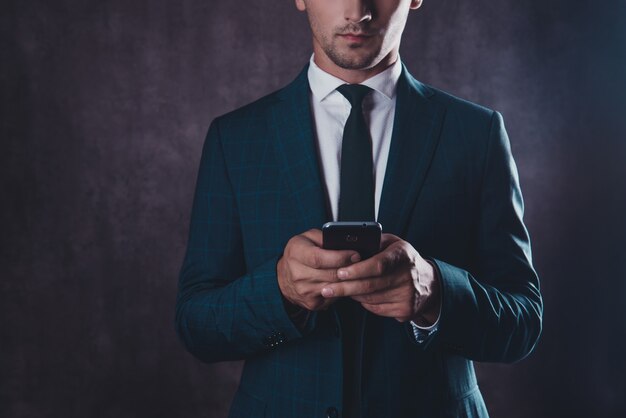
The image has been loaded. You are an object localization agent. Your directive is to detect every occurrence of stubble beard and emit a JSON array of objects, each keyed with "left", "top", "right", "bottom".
[
  {"left": 321, "top": 36, "right": 382, "bottom": 70},
  {"left": 310, "top": 17, "right": 383, "bottom": 70}
]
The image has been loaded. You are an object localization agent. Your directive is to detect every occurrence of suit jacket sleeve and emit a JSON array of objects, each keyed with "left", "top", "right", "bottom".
[
  {"left": 409, "top": 111, "right": 543, "bottom": 363},
  {"left": 174, "top": 119, "right": 314, "bottom": 364}
]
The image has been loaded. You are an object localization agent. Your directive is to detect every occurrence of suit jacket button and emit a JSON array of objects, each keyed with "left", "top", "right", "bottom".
[{"left": 326, "top": 406, "right": 338, "bottom": 418}]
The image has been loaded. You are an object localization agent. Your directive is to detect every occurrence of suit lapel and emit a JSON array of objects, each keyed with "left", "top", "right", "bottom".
[
  {"left": 270, "top": 63, "right": 446, "bottom": 236},
  {"left": 377, "top": 64, "right": 447, "bottom": 237},
  {"left": 271, "top": 64, "right": 331, "bottom": 228}
]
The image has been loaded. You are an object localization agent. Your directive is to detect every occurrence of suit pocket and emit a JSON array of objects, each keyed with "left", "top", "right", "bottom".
[{"left": 227, "top": 389, "right": 267, "bottom": 418}]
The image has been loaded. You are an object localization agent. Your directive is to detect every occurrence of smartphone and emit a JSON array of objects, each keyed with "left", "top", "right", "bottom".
[{"left": 322, "top": 221, "right": 382, "bottom": 260}]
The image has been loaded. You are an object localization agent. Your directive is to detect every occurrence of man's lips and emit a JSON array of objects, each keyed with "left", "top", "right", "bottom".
[{"left": 338, "top": 33, "right": 373, "bottom": 42}]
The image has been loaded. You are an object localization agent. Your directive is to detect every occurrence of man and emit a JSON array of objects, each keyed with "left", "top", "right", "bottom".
[{"left": 175, "top": 0, "right": 543, "bottom": 417}]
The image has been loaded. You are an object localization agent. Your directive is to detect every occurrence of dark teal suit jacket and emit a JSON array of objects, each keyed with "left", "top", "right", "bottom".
[{"left": 175, "top": 63, "right": 543, "bottom": 418}]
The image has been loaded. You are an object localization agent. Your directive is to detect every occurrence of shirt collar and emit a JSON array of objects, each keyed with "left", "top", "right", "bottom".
[{"left": 307, "top": 53, "right": 402, "bottom": 103}]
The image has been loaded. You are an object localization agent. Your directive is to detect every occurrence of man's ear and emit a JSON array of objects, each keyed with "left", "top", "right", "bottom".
[
  {"left": 410, "top": 0, "right": 423, "bottom": 10},
  {"left": 295, "top": 0, "right": 306, "bottom": 12}
]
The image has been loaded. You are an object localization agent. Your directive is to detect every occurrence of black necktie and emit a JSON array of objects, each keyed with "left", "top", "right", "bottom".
[
  {"left": 337, "top": 84, "right": 375, "bottom": 221},
  {"left": 335, "top": 84, "right": 374, "bottom": 418}
]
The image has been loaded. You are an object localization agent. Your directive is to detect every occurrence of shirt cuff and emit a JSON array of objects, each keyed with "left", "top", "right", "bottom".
[
  {"left": 410, "top": 314, "right": 440, "bottom": 331},
  {"left": 409, "top": 317, "right": 439, "bottom": 343},
  {"left": 409, "top": 258, "right": 442, "bottom": 342},
  {"left": 409, "top": 308, "right": 440, "bottom": 343}
]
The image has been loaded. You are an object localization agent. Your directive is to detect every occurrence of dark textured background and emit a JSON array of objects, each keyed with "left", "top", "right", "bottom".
[{"left": 2, "top": 0, "right": 625, "bottom": 417}]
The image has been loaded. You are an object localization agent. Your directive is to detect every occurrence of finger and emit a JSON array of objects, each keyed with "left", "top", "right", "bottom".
[
  {"left": 297, "top": 245, "right": 361, "bottom": 270},
  {"left": 336, "top": 246, "right": 401, "bottom": 281},
  {"left": 291, "top": 230, "right": 360, "bottom": 268},
  {"left": 321, "top": 277, "right": 390, "bottom": 298},
  {"left": 292, "top": 263, "right": 346, "bottom": 284},
  {"left": 301, "top": 228, "right": 323, "bottom": 247},
  {"left": 379, "top": 233, "right": 401, "bottom": 251},
  {"left": 350, "top": 286, "right": 404, "bottom": 305},
  {"left": 361, "top": 301, "right": 412, "bottom": 320}
]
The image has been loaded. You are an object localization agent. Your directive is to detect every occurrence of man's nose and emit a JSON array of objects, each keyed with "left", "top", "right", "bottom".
[{"left": 343, "top": 0, "right": 373, "bottom": 23}]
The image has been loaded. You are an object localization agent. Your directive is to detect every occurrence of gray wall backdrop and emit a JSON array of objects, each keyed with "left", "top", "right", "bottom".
[{"left": 2, "top": 0, "right": 625, "bottom": 417}]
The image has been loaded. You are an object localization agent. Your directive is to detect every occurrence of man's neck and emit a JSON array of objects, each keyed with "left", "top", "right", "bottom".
[{"left": 312, "top": 48, "right": 399, "bottom": 84}]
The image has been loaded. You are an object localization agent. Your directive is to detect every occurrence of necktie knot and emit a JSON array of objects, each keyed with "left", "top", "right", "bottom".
[{"left": 337, "top": 84, "right": 372, "bottom": 108}]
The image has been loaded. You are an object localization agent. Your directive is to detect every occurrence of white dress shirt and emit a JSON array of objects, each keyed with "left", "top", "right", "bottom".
[{"left": 306, "top": 54, "right": 440, "bottom": 339}]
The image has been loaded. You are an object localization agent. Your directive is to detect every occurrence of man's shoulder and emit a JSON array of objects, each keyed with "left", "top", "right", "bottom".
[
  {"left": 424, "top": 82, "right": 496, "bottom": 122},
  {"left": 435, "top": 87, "right": 492, "bottom": 113},
  {"left": 212, "top": 67, "right": 308, "bottom": 132},
  {"left": 213, "top": 89, "right": 282, "bottom": 129},
  {"left": 401, "top": 64, "right": 496, "bottom": 121}
]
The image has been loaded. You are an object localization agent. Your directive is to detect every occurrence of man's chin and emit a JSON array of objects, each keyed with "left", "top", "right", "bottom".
[{"left": 330, "top": 51, "right": 379, "bottom": 71}]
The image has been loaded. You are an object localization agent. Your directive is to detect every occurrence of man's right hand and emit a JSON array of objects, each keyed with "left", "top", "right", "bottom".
[{"left": 277, "top": 228, "right": 361, "bottom": 312}]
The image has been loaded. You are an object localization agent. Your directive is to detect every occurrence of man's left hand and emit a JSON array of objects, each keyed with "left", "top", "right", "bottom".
[{"left": 320, "top": 233, "right": 441, "bottom": 325}]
